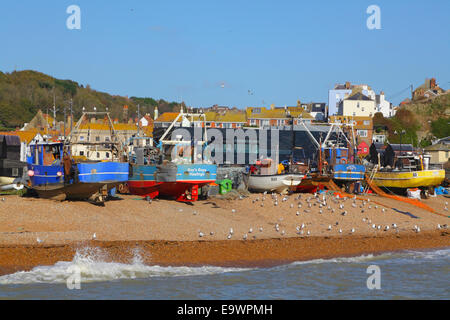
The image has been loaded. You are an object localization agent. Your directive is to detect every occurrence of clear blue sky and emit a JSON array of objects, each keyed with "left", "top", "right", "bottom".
[{"left": 1, "top": 0, "right": 449, "bottom": 108}]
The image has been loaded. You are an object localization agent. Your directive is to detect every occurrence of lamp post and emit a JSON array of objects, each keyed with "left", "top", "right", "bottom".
[{"left": 394, "top": 129, "right": 406, "bottom": 155}]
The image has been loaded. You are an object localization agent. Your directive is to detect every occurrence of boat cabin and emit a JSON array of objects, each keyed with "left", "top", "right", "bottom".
[{"left": 28, "top": 142, "right": 64, "bottom": 166}]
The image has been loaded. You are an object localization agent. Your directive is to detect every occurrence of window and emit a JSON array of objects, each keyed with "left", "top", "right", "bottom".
[
  {"left": 357, "top": 103, "right": 360, "bottom": 108},
  {"left": 79, "top": 151, "right": 84, "bottom": 156},
  {"left": 95, "top": 136, "right": 100, "bottom": 142},
  {"left": 362, "top": 107, "right": 365, "bottom": 112},
  {"left": 79, "top": 136, "right": 85, "bottom": 141},
  {"left": 97, "top": 152, "right": 100, "bottom": 158},
  {"left": 252, "top": 108, "right": 261, "bottom": 114},
  {"left": 106, "top": 152, "right": 110, "bottom": 158},
  {"left": 105, "top": 137, "right": 110, "bottom": 142},
  {"left": 364, "top": 120, "right": 370, "bottom": 125},
  {"left": 250, "top": 119, "right": 256, "bottom": 126},
  {"left": 357, "top": 130, "right": 368, "bottom": 137}
]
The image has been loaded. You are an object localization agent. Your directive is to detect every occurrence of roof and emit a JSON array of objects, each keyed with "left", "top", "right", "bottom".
[
  {"left": 424, "top": 143, "right": 450, "bottom": 151},
  {"left": 345, "top": 92, "right": 373, "bottom": 101},
  {"left": 154, "top": 112, "right": 181, "bottom": 123},
  {"left": 389, "top": 144, "right": 414, "bottom": 152},
  {"left": 0, "top": 130, "right": 40, "bottom": 144},
  {"left": 246, "top": 107, "right": 313, "bottom": 119}
]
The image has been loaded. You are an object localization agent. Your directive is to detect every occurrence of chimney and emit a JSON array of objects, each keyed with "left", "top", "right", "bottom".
[
  {"left": 345, "top": 81, "right": 351, "bottom": 89},
  {"left": 430, "top": 78, "right": 436, "bottom": 89},
  {"left": 154, "top": 106, "right": 159, "bottom": 120}
]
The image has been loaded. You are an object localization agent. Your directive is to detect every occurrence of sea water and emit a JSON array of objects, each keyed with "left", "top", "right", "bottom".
[{"left": 0, "top": 247, "right": 448, "bottom": 300}]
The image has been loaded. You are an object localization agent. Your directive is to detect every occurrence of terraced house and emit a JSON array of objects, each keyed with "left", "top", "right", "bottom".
[{"left": 246, "top": 105, "right": 313, "bottom": 128}]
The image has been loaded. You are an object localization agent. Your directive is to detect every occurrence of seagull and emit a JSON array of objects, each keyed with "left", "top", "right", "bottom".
[
  {"left": 301, "top": 223, "right": 305, "bottom": 229},
  {"left": 351, "top": 228, "right": 355, "bottom": 233},
  {"left": 307, "top": 231, "right": 311, "bottom": 236},
  {"left": 193, "top": 211, "right": 198, "bottom": 216},
  {"left": 249, "top": 228, "right": 253, "bottom": 233},
  {"left": 372, "top": 224, "right": 376, "bottom": 229},
  {"left": 377, "top": 225, "right": 381, "bottom": 230},
  {"left": 327, "top": 225, "right": 332, "bottom": 231},
  {"left": 232, "top": 209, "right": 236, "bottom": 213},
  {"left": 416, "top": 227, "right": 421, "bottom": 233},
  {"left": 338, "top": 229, "right": 342, "bottom": 234},
  {"left": 281, "top": 230, "right": 286, "bottom": 236},
  {"left": 199, "top": 232, "right": 204, "bottom": 238},
  {"left": 259, "top": 227, "right": 263, "bottom": 232},
  {"left": 227, "top": 234, "right": 232, "bottom": 239},
  {"left": 341, "top": 211, "right": 347, "bottom": 216},
  {"left": 92, "top": 233, "right": 97, "bottom": 240},
  {"left": 229, "top": 228, "right": 234, "bottom": 235},
  {"left": 382, "top": 208, "right": 386, "bottom": 213},
  {"left": 290, "top": 204, "right": 294, "bottom": 208},
  {"left": 296, "top": 211, "right": 300, "bottom": 216},
  {"left": 210, "top": 231, "right": 214, "bottom": 236},
  {"left": 319, "top": 209, "right": 323, "bottom": 214},
  {"left": 36, "top": 237, "right": 43, "bottom": 244},
  {"left": 437, "top": 224, "right": 441, "bottom": 229},
  {"left": 392, "top": 223, "right": 397, "bottom": 229},
  {"left": 298, "top": 204, "right": 302, "bottom": 208},
  {"left": 384, "top": 226, "right": 390, "bottom": 231},
  {"left": 1, "top": 197, "right": 4, "bottom": 202},
  {"left": 243, "top": 234, "right": 248, "bottom": 240}
]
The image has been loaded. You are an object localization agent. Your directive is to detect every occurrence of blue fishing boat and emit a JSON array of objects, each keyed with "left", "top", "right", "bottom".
[
  {"left": 323, "top": 147, "right": 365, "bottom": 182},
  {"left": 26, "top": 141, "right": 129, "bottom": 202},
  {"left": 127, "top": 112, "right": 217, "bottom": 202}
]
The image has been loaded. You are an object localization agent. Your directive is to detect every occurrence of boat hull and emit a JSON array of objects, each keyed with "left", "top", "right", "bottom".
[
  {"left": 372, "top": 170, "right": 445, "bottom": 188},
  {"left": 246, "top": 173, "right": 303, "bottom": 193},
  {"left": 332, "top": 164, "right": 365, "bottom": 181},
  {"left": 27, "top": 162, "right": 129, "bottom": 201},
  {"left": 128, "top": 163, "right": 217, "bottom": 202}
]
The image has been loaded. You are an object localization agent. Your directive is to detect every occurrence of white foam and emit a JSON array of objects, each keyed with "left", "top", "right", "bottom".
[{"left": 0, "top": 247, "right": 252, "bottom": 285}]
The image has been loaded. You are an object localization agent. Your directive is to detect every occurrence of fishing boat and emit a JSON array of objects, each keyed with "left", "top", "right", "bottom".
[
  {"left": 295, "top": 120, "right": 365, "bottom": 192},
  {"left": 368, "top": 143, "right": 445, "bottom": 190},
  {"left": 27, "top": 110, "right": 129, "bottom": 202},
  {"left": 246, "top": 172, "right": 303, "bottom": 193},
  {"left": 0, "top": 135, "right": 28, "bottom": 190},
  {"left": 127, "top": 112, "right": 217, "bottom": 202}
]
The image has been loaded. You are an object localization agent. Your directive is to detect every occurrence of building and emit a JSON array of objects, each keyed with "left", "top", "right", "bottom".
[
  {"left": 424, "top": 143, "right": 450, "bottom": 164},
  {"left": 246, "top": 105, "right": 313, "bottom": 128},
  {"left": 337, "top": 92, "right": 377, "bottom": 117},
  {"left": 375, "top": 91, "right": 395, "bottom": 118},
  {"left": 329, "top": 115, "right": 373, "bottom": 146},
  {"left": 425, "top": 137, "right": 450, "bottom": 164},
  {"left": 328, "top": 82, "right": 376, "bottom": 116},
  {"left": 413, "top": 78, "right": 446, "bottom": 101}
]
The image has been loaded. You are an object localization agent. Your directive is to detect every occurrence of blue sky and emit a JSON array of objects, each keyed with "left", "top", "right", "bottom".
[{"left": 0, "top": 0, "right": 449, "bottom": 108}]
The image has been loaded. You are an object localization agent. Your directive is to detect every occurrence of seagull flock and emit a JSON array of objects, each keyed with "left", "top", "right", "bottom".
[{"left": 191, "top": 191, "right": 449, "bottom": 240}]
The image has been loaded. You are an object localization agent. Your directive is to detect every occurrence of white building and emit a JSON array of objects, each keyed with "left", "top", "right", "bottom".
[
  {"left": 338, "top": 92, "right": 377, "bottom": 117},
  {"left": 375, "top": 92, "right": 395, "bottom": 118}
]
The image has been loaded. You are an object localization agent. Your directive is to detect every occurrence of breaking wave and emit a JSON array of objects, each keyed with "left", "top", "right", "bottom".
[{"left": 0, "top": 247, "right": 252, "bottom": 285}]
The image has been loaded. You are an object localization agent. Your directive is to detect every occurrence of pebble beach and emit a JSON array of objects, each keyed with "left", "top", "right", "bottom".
[{"left": 0, "top": 192, "right": 449, "bottom": 276}]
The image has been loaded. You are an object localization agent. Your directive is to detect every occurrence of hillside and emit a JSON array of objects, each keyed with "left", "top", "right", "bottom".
[
  {"left": 374, "top": 92, "right": 450, "bottom": 147},
  {"left": 0, "top": 70, "right": 183, "bottom": 130},
  {"left": 403, "top": 92, "right": 450, "bottom": 143}
]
